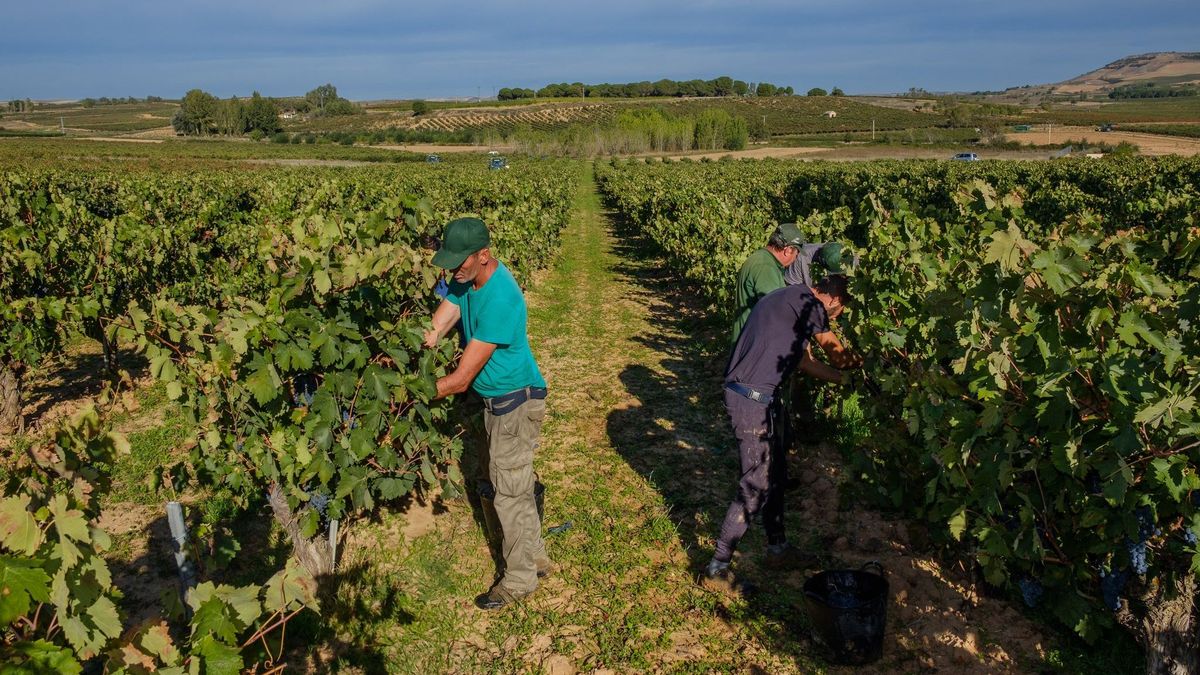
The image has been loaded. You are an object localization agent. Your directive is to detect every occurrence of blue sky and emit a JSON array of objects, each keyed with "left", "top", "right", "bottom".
[{"left": 1, "top": 1, "right": 1196, "bottom": 100}]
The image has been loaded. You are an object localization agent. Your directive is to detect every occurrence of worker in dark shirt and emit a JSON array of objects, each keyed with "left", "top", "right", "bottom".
[{"left": 702, "top": 275, "right": 862, "bottom": 595}]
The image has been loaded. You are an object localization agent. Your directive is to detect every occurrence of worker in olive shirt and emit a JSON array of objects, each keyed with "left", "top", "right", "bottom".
[
  {"left": 731, "top": 222, "right": 806, "bottom": 343},
  {"left": 424, "top": 217, "right": 551, "bottom": 611},
  {"left": 703, "top": 275, "right": 863, "bottom": 596}
]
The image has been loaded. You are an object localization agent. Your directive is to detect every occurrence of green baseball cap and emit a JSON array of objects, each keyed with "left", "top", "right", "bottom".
[
  {"left": 432, "top": 217, "right": 490, "bottom": 269},
  {"left": 774, "top": 222, "right": 806, "bottom": 248},
  {"left": 818, "top": 242, "right": 844, "bottom": 273}
]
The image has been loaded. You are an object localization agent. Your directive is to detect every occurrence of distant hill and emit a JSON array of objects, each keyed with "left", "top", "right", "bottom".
[{"left": 1004, "top": 51, "right": 1200, "bottom": 97}]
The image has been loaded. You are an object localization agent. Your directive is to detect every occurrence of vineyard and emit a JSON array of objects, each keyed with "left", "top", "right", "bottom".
[
  {"left": 3, "top": 149, "right": 1199, "bottom": 672},
  {"left": 596, "top": 156, "right": 1200, "bottom": 672},
  {"left": 0, "top": 159, "right": 579, "bottom": 670}
]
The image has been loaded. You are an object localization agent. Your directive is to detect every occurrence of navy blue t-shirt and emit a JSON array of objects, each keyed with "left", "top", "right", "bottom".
[{"left": 725, "top": 284, "right": 830, "bottom": 392}]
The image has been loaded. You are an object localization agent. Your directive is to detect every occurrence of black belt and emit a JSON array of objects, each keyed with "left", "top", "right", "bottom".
[
  {"left": 483, "top": 386, "right": 547, "bottom": 416},
  {"left": 724, "top": 382, "right": 774, "bottom": 406}
]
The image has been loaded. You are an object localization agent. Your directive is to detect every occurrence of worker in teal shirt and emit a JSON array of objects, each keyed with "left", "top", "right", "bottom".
[{"left": 424, "top": 217, "right": 551, "bottom": 611}]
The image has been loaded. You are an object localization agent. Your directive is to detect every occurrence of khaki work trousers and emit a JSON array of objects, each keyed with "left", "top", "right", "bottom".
[{"left": 482, "top": 397, "right": 547, "bottom": 593}]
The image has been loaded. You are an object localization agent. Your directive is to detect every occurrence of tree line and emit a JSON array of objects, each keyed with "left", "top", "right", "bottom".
[
  {"left": 1108, "top": 82, "right": 1198, "bottom": 99},
  {"left": 81, "top": 96, "right": 167, "bottom": 107},
  {"left": 498, "top": 76, "right": 796, "bottom": 100},
  {"left": 171, "top": 83, "right": 360, "bottom": 137}
]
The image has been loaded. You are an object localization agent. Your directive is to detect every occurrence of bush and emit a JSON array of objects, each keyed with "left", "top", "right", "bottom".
[
  {"left": 271, "top": 132, "right": 291, "bottom": 144},
  {"left": 249, "top": 129, "right": 265, "bottom": 141}
]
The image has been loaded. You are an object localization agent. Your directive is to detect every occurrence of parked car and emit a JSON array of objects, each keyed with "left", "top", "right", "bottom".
[
  {"left": 1097, "top": 123, "right": 1115, "bottom": 132},
  {"left": 426, "top": 154, "right": 441, "bottom": 163},
  {"left": 951, "top": 152, "right": 980, "bottom": 161},
  {"left": 488, "top": 157, "right": 508, "bottom": 170}
]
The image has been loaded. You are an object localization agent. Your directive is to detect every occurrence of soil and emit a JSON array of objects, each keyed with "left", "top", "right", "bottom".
[
  {"left": 789, "top": 443, "right": 1048, "bottom": 672},
  {"left": 652, "top": 145, "right": 1053, "bottom": 162}
]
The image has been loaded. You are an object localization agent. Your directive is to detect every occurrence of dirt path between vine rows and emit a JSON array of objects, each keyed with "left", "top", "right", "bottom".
[{"left": 328, "top": 167, "right": 1060, "bottom": 673}]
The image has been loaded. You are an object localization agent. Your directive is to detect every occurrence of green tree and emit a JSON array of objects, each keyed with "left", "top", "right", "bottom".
[
  {"left": 807, "top": 87, "right": 828, "bottom": 96},
  {"left": 244, "top": 91, "right": 281, "bottom": 134},
  {"left": 653, "top": 79, "right": 680, "bottom": 97},
  {"left": 831, "top": 87, "right": 845, "bottom": 96},
  {"left": 411, "top": 100, "right": 429, "bottom": 115},
  {"left": 212, "top": 97, "right": 246, "bottom": 136},
  {"left": 305, "top": 83, "right": 339, "bottom": 115},
  {"left": 172, "top": 88, "right": 217, "bottom": 135}
]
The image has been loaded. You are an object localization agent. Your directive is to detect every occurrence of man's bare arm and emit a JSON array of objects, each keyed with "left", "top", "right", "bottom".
[
  {"left": 812, "top": 330, "right": 864, "bottom": 370},
  {"left": 798, "top": 345, "right": 847, "bottom": 384},
  {"left": 424, "top": 299, "right": 462, "bottom": 348},
  {"left": 435, "top": 339, "right": 497, "bottom": 399}
]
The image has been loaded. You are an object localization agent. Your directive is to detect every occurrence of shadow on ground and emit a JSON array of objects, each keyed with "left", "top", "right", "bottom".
[
  {"left": 105, "top": 499, "right": 412, "bottom": 673},
  {"left": 602, "top": 215, "right": 825, "bottom": 667},
  {"left": 22, "top": 343, "right": 149, "bottom": 427}
]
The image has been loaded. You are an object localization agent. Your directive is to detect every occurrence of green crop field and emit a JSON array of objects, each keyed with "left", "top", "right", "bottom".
[{"left": 1, "top": 101, "right": 178, "bottom": 133}]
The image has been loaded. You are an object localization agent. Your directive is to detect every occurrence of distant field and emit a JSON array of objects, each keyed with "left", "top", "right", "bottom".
[
  {"left": 294, "top": 96, "right": 948, "bottom": 137},
  {"left": 0, "top": 101, "right": 177, "bottom": 133},
  {"left": 1023, "top": 97, "right": 1200, "bottom": 125},
  {"left": 0, "top": 137, "right": 471, "bottom": 164},
  {"left": 773, "top": 126, "right": 982, "bottom": 147},
  {"left": 1115, "top": 123, "right": 1200, "bottom": 138}
]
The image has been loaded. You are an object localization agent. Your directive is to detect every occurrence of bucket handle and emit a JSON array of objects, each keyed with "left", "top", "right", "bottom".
[{"left": 861, "top": 560, "right": 885, "bottom": 577}]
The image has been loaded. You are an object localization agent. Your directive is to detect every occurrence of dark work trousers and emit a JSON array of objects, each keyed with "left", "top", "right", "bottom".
[{"left": 713, "top": 388, "right": 788, "bottom": 563}]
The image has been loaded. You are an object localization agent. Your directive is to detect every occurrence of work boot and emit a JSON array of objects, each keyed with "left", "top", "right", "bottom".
[
  {"left": 699, "top": 559, "right": 757, "bottom": 598},
  {"left": 763, "top": 542, "right": 818, "bottom": 570},
  {"left": 535, "top": 556, "right": 556, "bottom": 579},
  {"left": 474, "top": 585, "right": 532, "bottom": 611}
]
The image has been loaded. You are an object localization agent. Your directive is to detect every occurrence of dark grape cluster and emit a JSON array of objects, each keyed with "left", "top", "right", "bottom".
[
  {"left": 309, "top": 490, "right": 330, "bottom": 517},
  {"left": 1125, "top": 506, "right": 1159, "bottom": 576},
  {"left": 341, "top": 409, "right": 358, "bottom": 429},
  {"left": 1184, "top": 528, "right": 1198, "bottom": 546},
  {"left": 1127, "top": 541, "right": 1149, "bottom": 575},
  {"left": 1016, "top": 577, "right": 1043, "bottom": 607},
  {"left": 292, "top": 374, "right": 317, "bottom": 408},
  {"left": 1100, "top": 568, "right": 1130, "bottom": 611}
]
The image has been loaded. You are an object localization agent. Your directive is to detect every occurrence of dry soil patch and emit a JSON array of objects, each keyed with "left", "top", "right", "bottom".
[{"left": 1005, "top": 125, "right": 1200, "bottom": 156}]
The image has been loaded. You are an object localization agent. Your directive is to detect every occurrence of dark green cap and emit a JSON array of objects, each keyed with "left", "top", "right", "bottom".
[
  {"left": 432, "top": 217, "right": 490, "bottom": 269},
  {"left": 818, "top": 242, "right": 844, "bottom": 273},
  {"left": 774, "top": 222, "right": 806, "bottom": 248}
]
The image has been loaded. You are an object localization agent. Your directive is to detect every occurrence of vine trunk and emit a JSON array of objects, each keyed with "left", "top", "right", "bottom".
[
  {"left": 1141, "top": 574, "right": 1197, "bottom": 675},
  {"left": 267, "top": 482, "right": 334, "bottom": 578},
  {"left": 0, "top": 361, "right": 23, "bottom": 434}
]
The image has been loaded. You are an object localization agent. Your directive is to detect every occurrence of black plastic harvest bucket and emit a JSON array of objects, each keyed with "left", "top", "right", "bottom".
[{"left": 803, "top": 561, "right": 889, "bottom": 665}]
